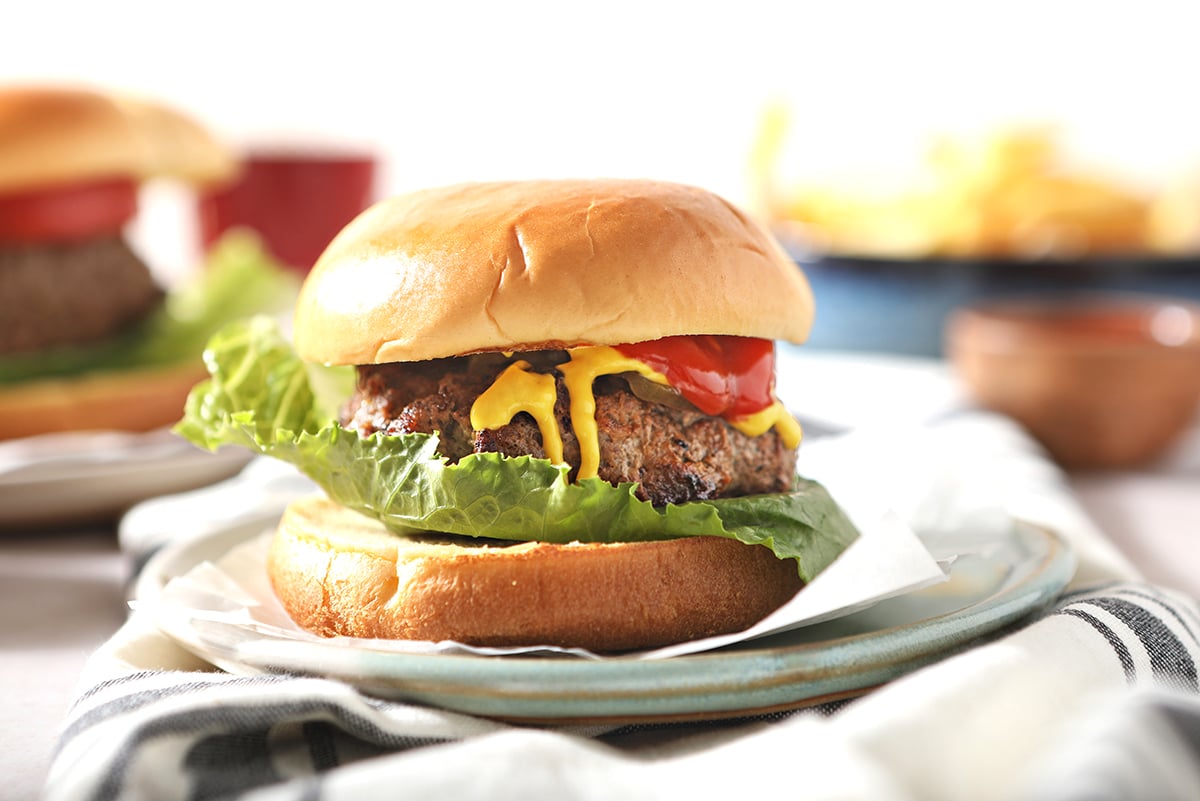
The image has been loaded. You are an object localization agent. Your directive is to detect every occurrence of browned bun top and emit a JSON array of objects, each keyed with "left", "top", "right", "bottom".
[
  {"left": 0, "top": 86, "right": 235, "bottom": 193},
  {"left": 293, "top": 179, "right": 814, "bottom": 365},
  {"left": 268, "top": 495, "right": 803, "bottom": 652}
]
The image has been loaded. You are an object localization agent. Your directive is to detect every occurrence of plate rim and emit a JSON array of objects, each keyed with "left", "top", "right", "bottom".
[
  {"left": 0, "top": 429, "right": 252, "bottom": 527},
  {"left": 144, "top": 517, "right": 1074, "bottom": 722}
]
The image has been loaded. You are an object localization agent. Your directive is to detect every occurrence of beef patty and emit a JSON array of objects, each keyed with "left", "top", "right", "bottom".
[
  {"left": 341, "top": 353, "right": 797, "bottom": 506},
  {"left": 0, "top": 237, "right": 163, "bottom": 354}
]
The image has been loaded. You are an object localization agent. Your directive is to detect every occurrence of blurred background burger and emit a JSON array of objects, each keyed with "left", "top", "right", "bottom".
[{"left": 0, "top": 86, "right": 294, "bottom": 440}]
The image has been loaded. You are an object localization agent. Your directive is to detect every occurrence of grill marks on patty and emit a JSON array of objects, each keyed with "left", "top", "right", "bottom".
[
  {"left": 341, "top": 353, "right": 797, "bottom": 506},
  {"left": 0, "top": 237, "right": 163, "bottom": 354}
]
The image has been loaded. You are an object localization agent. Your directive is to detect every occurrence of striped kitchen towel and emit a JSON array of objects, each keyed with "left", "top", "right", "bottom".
[{"left": 43, "top": 578, "right": 1200, "bottom": 801}]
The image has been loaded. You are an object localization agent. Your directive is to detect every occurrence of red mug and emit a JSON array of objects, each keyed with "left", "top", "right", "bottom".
[{"left": 198, "top": 148, "right": 377, "bottom": 272}]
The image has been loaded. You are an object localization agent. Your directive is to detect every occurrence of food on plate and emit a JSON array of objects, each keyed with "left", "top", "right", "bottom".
[
  {"left": 1147, "top": 171, "right": 1200, "bottom": 255},
  {"left": 752, "top": 110, "right": 1154, "bottom": 260},
  {"left": 178, "top": 179, "right": 860, "bottom": 652},
  {"left": 0, "top": 86, "right": 294, "bottom": 440}
]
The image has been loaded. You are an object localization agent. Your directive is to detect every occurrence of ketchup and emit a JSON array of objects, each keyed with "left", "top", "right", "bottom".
[{"left": 615, "top": 335, "right": 776, "bottom": 419}]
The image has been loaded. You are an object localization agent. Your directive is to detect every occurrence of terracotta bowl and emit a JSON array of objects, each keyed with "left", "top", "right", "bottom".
[{"left": 946, "top": 294, "right": 1200, "bottom": 469}]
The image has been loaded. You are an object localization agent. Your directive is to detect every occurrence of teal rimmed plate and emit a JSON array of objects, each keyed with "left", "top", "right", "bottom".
[{"left": 141, "top": 517, "right": 1073, "bottom": 724}]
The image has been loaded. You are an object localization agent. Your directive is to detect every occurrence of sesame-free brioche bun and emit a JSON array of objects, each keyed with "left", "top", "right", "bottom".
[
  {"left": 0, "top": 86, "right": 235, "bottom": 193},
  {"left": 0, "top": 360, "right": 207, "bottom": 440},
  {"left": 268, "top": 495, "right": 804, "bottom": 652},
  {"left": 293, "top": 179, "right": 814, "bottom": 365}
]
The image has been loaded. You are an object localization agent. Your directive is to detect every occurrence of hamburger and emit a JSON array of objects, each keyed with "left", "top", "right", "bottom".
[
  {"left": 178, "top": 179, "right": 859, "bottom": 652},
  {"left": 0, "top": 85, "right": 282, "bottom": 440}
]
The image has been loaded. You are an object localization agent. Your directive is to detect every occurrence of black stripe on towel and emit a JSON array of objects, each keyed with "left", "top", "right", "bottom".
[
  {"left": 304, "top": 721, "right": 344, "bottom": 772},
  {"left": 1058, "top": 608, "right": 1137, "bottom": 683},
  {"left": 1123, "top": 588, "right": 1200, "bottom": 652},
  {"left": 1082, "top": 596, "right": 1199, "bottom": 691},
  {"left": 185, "top": 731, "right": 279, "bottom": 801},
  {"left": 59, "top": 674, "right": 303, "bottom": 754},
  {"left": 90, "top": 699, "right": 451, "bottom": 801}
]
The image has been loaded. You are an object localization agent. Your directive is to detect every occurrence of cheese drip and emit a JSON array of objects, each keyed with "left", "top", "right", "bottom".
[
  {"left": 468, "top": 346, "right": 804, "bottom": 480},
  {"left": 470, "top": 360, "right": 564, "bottom": 465}
]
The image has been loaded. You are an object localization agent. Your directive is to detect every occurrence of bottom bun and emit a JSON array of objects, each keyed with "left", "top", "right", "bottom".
[
  {"left": 268, "top": 496, "right": 805, "bottom": 652},
  {"left": 0, "top": 361, "right": 207, "bottom": 440}
]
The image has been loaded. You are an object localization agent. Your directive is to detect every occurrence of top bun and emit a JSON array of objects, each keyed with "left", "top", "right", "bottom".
[
  {"left": 0, "top": 86, "right": 235, "bottom": 193},
  {"left": 294, "top": 179, "right": 814, "bottom": 364}
]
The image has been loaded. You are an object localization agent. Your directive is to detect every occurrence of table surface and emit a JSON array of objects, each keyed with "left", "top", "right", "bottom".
[{"left": 4, "top": 360, "right": 1199, "bottom": 801}]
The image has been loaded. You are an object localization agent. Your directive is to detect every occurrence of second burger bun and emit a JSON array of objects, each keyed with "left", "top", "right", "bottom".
[
  {"left": 0, "top": 85, "right": 235, "bottom": 193},
  {"left": 269, "top": 496, "right": 804, "bottom": 652},
  {"left": 0, "top": 85, "right": 236, "bottom": 441},
  {"left": 293, "top": 179, "right": 815, "bottom": 365}
]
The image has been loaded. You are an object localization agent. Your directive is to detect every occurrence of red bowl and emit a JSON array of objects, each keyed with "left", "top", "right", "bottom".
[{"left": 198, "top": 148, "right": 376, "bottom": 272}]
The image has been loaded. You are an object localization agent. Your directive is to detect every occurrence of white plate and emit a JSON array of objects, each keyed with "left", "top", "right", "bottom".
[
  {"left": 0, "top": 429, "right": 250, "bottom": 528},
  {"left": 138, "top": 514, "right": 1073, "bottom": 724}
]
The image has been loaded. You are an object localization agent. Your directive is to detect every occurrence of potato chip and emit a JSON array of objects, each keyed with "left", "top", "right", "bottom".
[{"left": 754, "top": 112, "right": 1158, "bottom": 259}]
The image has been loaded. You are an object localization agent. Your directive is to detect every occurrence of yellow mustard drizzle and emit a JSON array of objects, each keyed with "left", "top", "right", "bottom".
[
  {"left": 469, "top": 360, "right": 564, "bottom": 465},
  {"left": 468, "top": 346, "right": 805, "bottom": 478},
  {"left": 729, "top": 401, "right": 802, "bottom": 448},
  {"left": 555, "top": 346, "right": 671, "bottom": 480}
]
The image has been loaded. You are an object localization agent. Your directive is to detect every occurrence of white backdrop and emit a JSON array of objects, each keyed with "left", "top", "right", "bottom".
[{"left": 5, "top": 0, "right": 1200, "bottom": 268}]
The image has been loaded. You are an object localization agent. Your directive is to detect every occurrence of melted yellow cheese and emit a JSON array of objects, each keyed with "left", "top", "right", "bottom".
[
  {"left": 469, "top": 360, "right": 564, "bottom": 465},
  {"left": 468, "top": 346, "right": 805, "bottom": 479}
]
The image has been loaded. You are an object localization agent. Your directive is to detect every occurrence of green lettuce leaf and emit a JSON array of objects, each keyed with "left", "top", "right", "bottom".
[
  {"left": 177, "top": 318, "right": 859, "bottom": 581},
  {"left": 0, "top": 232, "right": 299, "bottom": 383}
]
